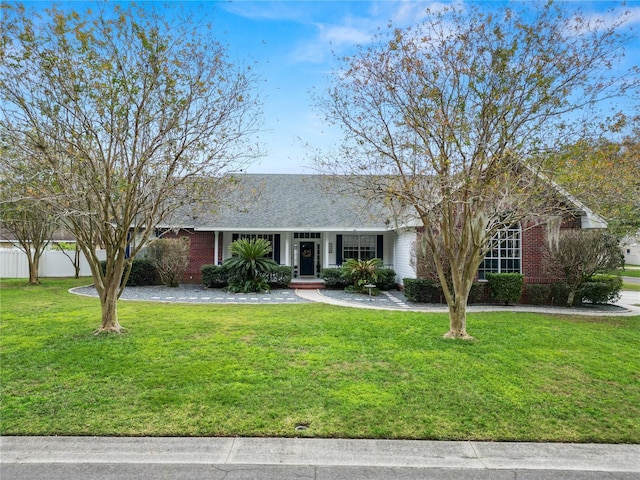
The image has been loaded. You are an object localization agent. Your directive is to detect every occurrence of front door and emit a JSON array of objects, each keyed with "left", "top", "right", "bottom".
[{"left": 300, "top": 242, "right": 315, "bottom": 276}]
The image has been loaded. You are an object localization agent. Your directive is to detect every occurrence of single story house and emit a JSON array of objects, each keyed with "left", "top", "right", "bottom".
[{"left": 156, "top": 173, "right": 606, "bottom": 287}]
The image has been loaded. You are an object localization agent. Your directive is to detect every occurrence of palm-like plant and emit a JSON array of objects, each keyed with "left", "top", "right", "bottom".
[
  {"left": 342, "top": 258, "right": 383, "bottom": 293},
  {"left": 223, "top": 238, "right": 278, "bottom": 293}
]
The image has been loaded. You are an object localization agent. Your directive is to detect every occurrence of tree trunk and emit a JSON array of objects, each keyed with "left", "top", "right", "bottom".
[
  {"left": 95, "top": 282, "right": 123, "bottom": 334},
  {"left": 73, "top": 246, "right": 81, "bottom": 278},
  {"left": 566, "top": 288, "right": 576, "bottom": 307},
  {"left": 26, "top": 250, "right": 40, "bottom": 285},
  {"left": 444, "top": 294, "right": 474, "bottom": 340}
]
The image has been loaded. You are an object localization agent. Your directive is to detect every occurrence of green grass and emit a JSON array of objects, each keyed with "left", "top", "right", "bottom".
[
  {"left": 620, "top": 268, "right": 640, "bottom": 278},
  {"left": 1, "top": 278, "right": 639, "bottom": 442}
]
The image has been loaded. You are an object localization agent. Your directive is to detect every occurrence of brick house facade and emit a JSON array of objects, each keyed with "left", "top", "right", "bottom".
[{"left": 154, "top": 174, "right": 605, "bottom": 285}]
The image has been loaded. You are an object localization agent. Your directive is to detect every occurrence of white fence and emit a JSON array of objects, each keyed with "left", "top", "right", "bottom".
[
  {"left": 623, "top": 244, "right": 640, "bottom": 266},
  {"left": 0, "top": 248, "right": 106, "bottom": 279}
]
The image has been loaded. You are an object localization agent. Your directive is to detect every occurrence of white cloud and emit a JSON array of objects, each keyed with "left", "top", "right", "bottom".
[
  {"left": 289, "top": 1, "right": 460, "bottom": 63},
  {"left": 317, "top": 22, "right": 373, "bottom": 46}
]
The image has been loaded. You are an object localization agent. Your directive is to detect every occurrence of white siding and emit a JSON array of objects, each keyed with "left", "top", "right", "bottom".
[{"left": 393, "top": 229, "right": 417, "bottom": 285}]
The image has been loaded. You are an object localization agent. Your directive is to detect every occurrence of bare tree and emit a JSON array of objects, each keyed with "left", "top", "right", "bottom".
[
  {"left": 1, "top": 3, "right": 262, "bottom": 332},
  {"left": 0, "top": 136, "right": 57, "bottom": 285},
  {"left": 544, "top": 230, "right": 623, "bottom": 306},
  {"left": 147, "top": 237, "right": 191, "bottom": 288},
  {"left": 315, "top": 3, "right": 638, "bottom": 339}
]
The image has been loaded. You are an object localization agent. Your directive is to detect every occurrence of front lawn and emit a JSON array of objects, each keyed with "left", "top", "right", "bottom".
[{"left": 1, "top": 278, "right": 639, "bottom": 442}]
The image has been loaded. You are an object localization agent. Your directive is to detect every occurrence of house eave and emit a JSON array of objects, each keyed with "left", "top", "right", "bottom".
[{"left": 192, "top": 226, "right": 391, "bottom": 233}]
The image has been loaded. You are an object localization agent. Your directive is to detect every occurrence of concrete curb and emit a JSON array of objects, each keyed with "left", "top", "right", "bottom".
[{"left": 1, "top": 437, "right": 638, "bottom": 472}]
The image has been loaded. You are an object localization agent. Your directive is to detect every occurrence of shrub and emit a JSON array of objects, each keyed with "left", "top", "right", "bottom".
[
  {"left": 321, "top": 268, "right": 352, "bottom": 289},
  {"left": 403, "top": 278, "right": 443, "bottom": 303},
  {"left": 550, "top": 283, "right": 572, "bottom": 306},
  {"left": 577, "top": 274, "right": 622, "bottom": 304},
  {"left": 486, "top": 273, "right": 523, "bottom": 305},
  {"left": 404, "top": 278, "right": 486, "bottom": 304},
  {"left": 524, "top": 284, "right": 551, "bottom": 305},
  {"left": 376, "top": 268, "right": 398, "bottom": 290},
  {"left": 223, "top": 238, "right": 278, "bottom": 293},
  {"left": 267, "top": 265, "right": 293, "bottom": 288},
  {"left": 201, "top": 264, "right": 230, "bottom": 288},
  {"left": 468, "top": 282, "right": 487, "bottom": 304},
  {"left": 146, "top": 237, "right": 191, "bottom": 287},
  {"left": 100, "top": 258, "right": 160, "bottom": 286}
]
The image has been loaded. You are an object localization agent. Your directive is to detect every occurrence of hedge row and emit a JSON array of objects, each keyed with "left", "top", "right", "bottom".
[
  {"left": 522, "top": 275, "right": 622, "bottom": 306},
  {"left": 320, "top": 267, "right": 398, "bottom": 291},
  {"left": 99, "top": 259, "right": 161, "bottom": 286},
  {"left": 201, "top": 264, "right": 292, "bottom": 289},
  {"left": 402, "top": 279, "right": 486, "bottom": 304},
  {"left": 402, "top": 273, "right": 622, "bottom": 306}
]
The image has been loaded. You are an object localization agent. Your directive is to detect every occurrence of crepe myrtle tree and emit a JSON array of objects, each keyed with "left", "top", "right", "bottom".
[
  {"left": 315, "top": 2, "right": 638, "bottom": 339},
  {"left": 0, "top": 133, "right": 58, "bottom": 285},
  {"left": 0, "top": 3, "right": 262, "bottom": 333}
]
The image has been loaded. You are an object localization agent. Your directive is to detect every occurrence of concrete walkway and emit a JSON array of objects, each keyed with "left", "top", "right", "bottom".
[
  {"left": 71, "top": 284, "right": 640, "bottom": 315},
  {"left": 298, "top": 288, "right": 640, "bottom": 316},
  {"left": 2, "top": 436, "right": 638, "bottom": 474}
]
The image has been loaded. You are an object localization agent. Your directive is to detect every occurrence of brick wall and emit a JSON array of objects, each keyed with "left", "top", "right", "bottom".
[{"left": 522, "top": 223, "right": 547, "bottom": 284}]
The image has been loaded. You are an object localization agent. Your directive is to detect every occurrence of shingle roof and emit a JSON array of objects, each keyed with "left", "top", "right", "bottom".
[{"left": 171, "top": 174, "right": 393, "bottom": 231}]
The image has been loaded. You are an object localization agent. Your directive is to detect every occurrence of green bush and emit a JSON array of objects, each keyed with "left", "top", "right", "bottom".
[
  {"left": 321, "top": 268, "right": 352, "bottom": 289},
  {"left": 468, "top": 282, "right": 487, "bottom": 304},
  {"left": 100, "top": 258, "right": 160, "bottom": 286},
  {"left": 223, "top": 238, "right": 278, "bottom": 293},
  {"left": 404, "top": 279, "right": 485, "bottom": 304},
  {"left": 550, "top": 283, "right": 572, "bottom": 306},
  {"left": 524, "top": 284, "right": 551, "bottom": 305},
  {"left": 201, "top": 264, "right": 230, "bottom": 288},
  {"left": 403, "top": 278, "right": 444, "bottom": 303},
  {"left": 376, "top": 268, "right": 398, "bottom": 291},
  {"left": 267, "top": 265, "right": 292, "bottom": 288},
  {"left": 577, "top": 274, "right": 623, "bottom": 304},
  {"left": 486, "top": 273, "right": 523, "bottom": 305}
]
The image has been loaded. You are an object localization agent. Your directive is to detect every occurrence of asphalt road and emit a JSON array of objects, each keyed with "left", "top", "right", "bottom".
[{"left": 4, "top": 463, "right": 640, "bottom": 479}]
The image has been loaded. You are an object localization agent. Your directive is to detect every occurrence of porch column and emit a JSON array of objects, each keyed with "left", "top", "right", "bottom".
[
  {"left": 324, "top": 235, "right": 330, "bottom": 268},
  {"left": 214, "top": 231, "right": 219, "bottom": 265},
  {"left": 284, "top": 234, "right": 291, "bottom": 266}
]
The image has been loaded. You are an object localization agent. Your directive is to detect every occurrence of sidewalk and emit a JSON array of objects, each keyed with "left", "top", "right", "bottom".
[{"left": 2, "top": 436, "right": 639, "bottom": 472}]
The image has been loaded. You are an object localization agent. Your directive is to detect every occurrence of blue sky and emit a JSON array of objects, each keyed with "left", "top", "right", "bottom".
[
  {"left": 23, "top": 1, "right": 640, "bottom": 174},
  {"left": 209, "top": 1, "right": 442, "bottom": 174}
]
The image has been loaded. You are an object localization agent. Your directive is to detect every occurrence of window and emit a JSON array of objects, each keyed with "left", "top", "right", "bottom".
[
  {"left": 343, "top": 235, "right": 376, "bottom": 261},
  {"left": 294, "top": 232, "right": 321, "bottom": 239},
  {"left": 477, "top": 226, "right": 521, "bottom": 280}
]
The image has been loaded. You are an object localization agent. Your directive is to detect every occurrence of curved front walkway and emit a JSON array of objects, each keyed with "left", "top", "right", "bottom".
[{"left": 71, "top": 284, "right": 640, "bottom": 316}]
